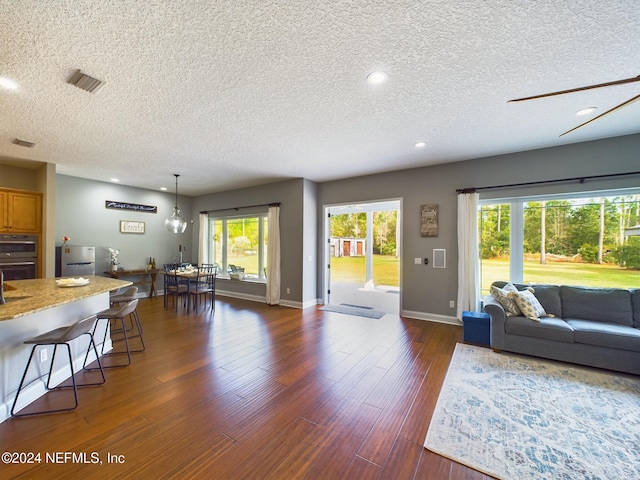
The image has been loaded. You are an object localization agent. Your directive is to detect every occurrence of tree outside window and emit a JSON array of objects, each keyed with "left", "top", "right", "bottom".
[
  {"left": 209, "top": 215, "right": 268, "bottom": 279},
  {"left": 479, "top": 192, "right": 640, "bottom": 295}
]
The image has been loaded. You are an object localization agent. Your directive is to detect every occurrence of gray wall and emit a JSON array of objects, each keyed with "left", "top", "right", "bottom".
[
  {"left": 317, "top": 133, "right": 640, "bottom": 320},
  {"left": 50, "top": 133, "right": 639, "bottom": 315},
  {"left": 0, "top": 164, "right": 41, "bottom": 191},
  {"left": 55, "top": 175, "right": 193, "bottom": 291}
]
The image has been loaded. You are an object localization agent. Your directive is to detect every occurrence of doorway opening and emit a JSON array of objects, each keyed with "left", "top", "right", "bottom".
[{"left": 324, "top": 199, "right": 401, "bottom": 315}]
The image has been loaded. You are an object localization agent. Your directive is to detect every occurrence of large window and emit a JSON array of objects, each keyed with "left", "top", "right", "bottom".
[
  {"left": 208, "top": 214, "right": 268, "bottom": 280},
  {"left": 479, "top": 191, "right": 640, "bottom": 295}
]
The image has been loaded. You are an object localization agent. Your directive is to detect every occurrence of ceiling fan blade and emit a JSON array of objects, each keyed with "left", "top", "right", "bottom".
[
  {"left": 508, "top": 75, "right": 640, "bottom": 103},
  {"left": 559, "top": 93, "right": 640, "bottom": 137}
]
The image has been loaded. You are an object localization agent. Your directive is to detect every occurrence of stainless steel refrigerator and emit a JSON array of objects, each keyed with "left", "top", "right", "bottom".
[{"left": 56, "top": 245, "right": 96, "bottom": 277}]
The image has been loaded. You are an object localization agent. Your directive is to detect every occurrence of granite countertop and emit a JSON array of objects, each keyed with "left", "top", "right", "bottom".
[{"left": 0, "top": 275, "right": 132, "bottom": 321}]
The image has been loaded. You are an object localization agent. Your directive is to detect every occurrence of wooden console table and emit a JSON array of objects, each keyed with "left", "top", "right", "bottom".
[{"left": 104, "top": 268, "right": 162, "bottom": 298}]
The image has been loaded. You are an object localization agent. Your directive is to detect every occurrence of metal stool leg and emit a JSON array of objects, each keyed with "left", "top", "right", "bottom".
[
  {"left": 85, "top": 317, "right": 131, "bottom": 369},
  {"left": 11, "top": 316, "right": 105, "bottom": 417},
  {"left": 110, "top": 309, "right": 144, "bottom": 353},
  {"left": 86, "top": 299, "right": 139, "bottom": 369}
]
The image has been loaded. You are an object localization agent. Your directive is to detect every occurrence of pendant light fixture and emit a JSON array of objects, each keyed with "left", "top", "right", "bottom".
[{"left": 165, "top": 174, "right": 187, "bottom": 233}]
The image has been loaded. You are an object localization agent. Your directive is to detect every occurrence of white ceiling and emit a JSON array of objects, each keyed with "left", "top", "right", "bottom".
[{"left": 1, "top": 1, "right": 639, "bottom": 196}]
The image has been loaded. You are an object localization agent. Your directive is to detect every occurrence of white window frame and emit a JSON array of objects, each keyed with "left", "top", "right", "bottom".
[
  {"left": 479, "top": 187, "right": 640, "bottom": 289},
  {"left": 208, "top": 214, "right": 268, "bottom": 282}
]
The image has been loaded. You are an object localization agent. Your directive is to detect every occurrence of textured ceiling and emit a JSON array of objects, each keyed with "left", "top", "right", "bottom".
[{"left": 1, "top": 1, "right": 639, "bottom": 196}]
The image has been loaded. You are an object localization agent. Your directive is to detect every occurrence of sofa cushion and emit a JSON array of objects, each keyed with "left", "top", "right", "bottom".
[
  {"left": 632, "top": 289, "right": 640, "bottom": 329},
  {"left": 490, "top": 283, "right": 522, "bottom": 317},
  {"left": 505, "top": 316, "right": 575, "bottom": 343},
  {"left": 567, "top": 319, "right": 640, "bottom": 352},
  {"left": 530, "top": 284, "right": 562, "bottom": 318},
  {"left": 560, "top": 286, "right": 633, "bottom": 326},
  {"left": 510, "top": 289, "right": 547, "bottom": 321}
]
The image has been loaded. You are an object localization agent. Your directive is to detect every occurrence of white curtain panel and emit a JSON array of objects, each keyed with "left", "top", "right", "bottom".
[
  {"left": 266, "top": 205, "right": 281, "bottom": 305},
  {"left": 198, "top": 213, "right": 208, "bottom": 266},
  {"left": 456, "top": 192, "right": 480, "bottom": 319}
]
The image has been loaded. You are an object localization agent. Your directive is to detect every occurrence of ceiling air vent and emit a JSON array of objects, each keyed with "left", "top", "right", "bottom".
[
  {"left": 67, "top": 69, "right": 105, "bottom": 93},
  {"left": 13, "top": 139, "right": 36, "bottom": 148}
]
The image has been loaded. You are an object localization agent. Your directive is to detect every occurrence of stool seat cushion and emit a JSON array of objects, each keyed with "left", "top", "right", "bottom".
[
  {"left": 110, "top": 294, "right": 135, "bottom": 303},
  {"left": 25, "top": 315, "right": 98, "bottom": 344},
  {"left": 24, "top": 326, "right": 72, "bottom": 344},
  {"left": 97, "top": 306, "right": 121, "bottom": 318}
]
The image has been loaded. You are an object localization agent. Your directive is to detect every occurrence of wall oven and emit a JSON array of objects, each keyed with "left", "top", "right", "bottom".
[{"left": 0, "top": 234, "right": 38, "bottom": 280}]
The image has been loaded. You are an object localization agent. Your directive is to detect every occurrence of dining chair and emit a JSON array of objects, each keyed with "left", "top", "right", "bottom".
[
  {"left": 165, "top": 270, "right": 188, "bottom": 310},
  {"left": 190, "top": 266, "right": 216, "bottom": 312}
]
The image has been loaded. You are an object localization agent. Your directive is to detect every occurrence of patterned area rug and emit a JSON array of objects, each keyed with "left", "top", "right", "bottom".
[
  {"left": 319, "top": 304, "right": 386, "bottom": 319},
  {"left": 424, "top": 343, "right": 640, "bottom": 480}
]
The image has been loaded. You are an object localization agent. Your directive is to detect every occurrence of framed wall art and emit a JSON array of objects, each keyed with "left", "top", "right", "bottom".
[
  {"left": 120, "top": 220, "right": 145, "bottom": 234},
  {"left": 420, "top": 204, "right": 438, "bottom": 237}
]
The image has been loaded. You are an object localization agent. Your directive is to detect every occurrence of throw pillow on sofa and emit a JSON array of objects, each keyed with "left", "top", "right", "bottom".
[
  {"left": 510, "top": 290, "right": 547, "bottom": 321},
  {"left": 490, "top": 283, "right": 522, "bottom": 317}
]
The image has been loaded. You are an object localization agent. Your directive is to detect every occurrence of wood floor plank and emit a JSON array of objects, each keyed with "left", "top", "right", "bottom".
[
  {"left": 303, "top": 402, "right": 383, "bottom": 479},
  {"left": 356, "top": 342, "right": 432, "bottom": 465},
  {"left": 450, "top": 461, "right": 492, "bottom": 480},
  {"left": 341, "top": 455, "right": 381, "bottom": 480},
  {"left": 378, "top": 436, "right": 424, "bottom": 480},
  {"left": 398, "top": 351, "right": 452, "bottom": 443},
  {"left": 217, "top": 417, "right": 320, "bottom": 480},
  {"left": 416, "top": 449, "right": 453, "bottom": 479},
  {"left": 0, "top": 295, "right": 474, "bottom": 478}
]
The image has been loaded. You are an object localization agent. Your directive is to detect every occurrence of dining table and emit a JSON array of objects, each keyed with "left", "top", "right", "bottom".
[{"left": 164, "top": 268, "right": 215, "bottom": 313}]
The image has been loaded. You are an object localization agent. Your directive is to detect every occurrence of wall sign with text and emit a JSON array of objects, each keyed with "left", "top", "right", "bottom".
[
  {"left": 420, "top": 204, "right": 439, "bottom": 237},
  {"left": 120, "top": 220, "right": 145, "bottom": 234},
  {"left": 106, "top": 200, "right": 157, "bottom": 213}
]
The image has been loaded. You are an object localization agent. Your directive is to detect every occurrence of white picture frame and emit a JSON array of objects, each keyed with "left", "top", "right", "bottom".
[{"left": 120, "top": 220, "right": 145, "bottom": 234}]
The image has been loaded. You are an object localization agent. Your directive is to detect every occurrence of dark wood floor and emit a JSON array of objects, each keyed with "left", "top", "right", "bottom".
[{"left": 1, "top": 295, "right": 493, "bottom": 479}]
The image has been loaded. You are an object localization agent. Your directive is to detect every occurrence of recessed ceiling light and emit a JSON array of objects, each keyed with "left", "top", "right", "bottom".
[
  {"left": 367, "top": 70, "right": 388, "bottom": 85},
  {"left": 110, "top": 178, "right": 120, "bottom": 183},
  {"left": 0, "top": 77, "right": 19, "bottom": 91},
  {"left": 415, "top": 142, "right": 427, "bottom": 148},
  {"left": 576, "top": 107, "right": 597, "bottom": 116},
  {"left": 160, "top": 187, "right": 168, "bottom": 191}
]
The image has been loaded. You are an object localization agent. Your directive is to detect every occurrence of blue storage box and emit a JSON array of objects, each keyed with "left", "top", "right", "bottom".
[{"left": 462, "top": 311, "right": 491, "bottom": 346}]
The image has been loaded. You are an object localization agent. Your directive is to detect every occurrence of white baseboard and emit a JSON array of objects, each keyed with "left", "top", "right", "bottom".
[
  {"left": 207, "top": 289, "right": 316, "bottom": 310},
  {"left": 401, "top": 310, "right": 462, "bottom": 325},
  {"left": 215, "top": 289, "right": 266, "bottom": 304},
  {"left": 278, "top": 299, "right": 303, "bottom": 308}
]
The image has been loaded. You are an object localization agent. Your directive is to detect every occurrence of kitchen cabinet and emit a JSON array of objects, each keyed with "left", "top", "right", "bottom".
[{"left": 0, "top": 188, "right": 43, "bottom": 233}]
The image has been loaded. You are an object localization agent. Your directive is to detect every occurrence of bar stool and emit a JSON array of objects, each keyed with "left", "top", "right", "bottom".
[
  {"left": 109, "top": 286, "right": 139, "bottom": 334},
  {"left": 11, "top": 315, "right": 105, "bottom": 417},
  {"left": 89, "top": 299, "right": 143, "bottom": 369},
  {"left": 110, "top": 286, "right": 138, "bottom": 305}
]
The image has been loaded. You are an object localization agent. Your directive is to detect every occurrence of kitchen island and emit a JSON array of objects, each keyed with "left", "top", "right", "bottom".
[{"left": 0, "top": 275, "right": 131, "bottom": 422}]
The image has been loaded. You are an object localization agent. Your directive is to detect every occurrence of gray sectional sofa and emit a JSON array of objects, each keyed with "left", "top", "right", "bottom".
[{"left": 484, "top": 281, "right": 640, "bottom": 375}]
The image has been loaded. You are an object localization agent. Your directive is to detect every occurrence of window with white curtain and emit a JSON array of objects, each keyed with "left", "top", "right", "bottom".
[
  {"left": 208, "top": 214, "right": 268, "bottom": 280},
  {"left": 479, "top": 189, "right": 640, "bottom": 295}
]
